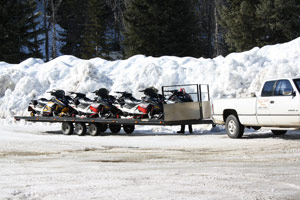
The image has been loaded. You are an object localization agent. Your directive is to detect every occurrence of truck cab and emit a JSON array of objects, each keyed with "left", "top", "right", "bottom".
[
  {"left": 212, "top": 77, "right": 300, "bottom": 138},
  {"left": 257, "top": 78, "right": 300, "bottom": 126}
]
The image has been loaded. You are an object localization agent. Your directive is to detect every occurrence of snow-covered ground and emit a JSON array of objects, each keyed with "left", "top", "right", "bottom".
[
  {"left": 1, "top": 37, "right": 300, "bottom": 118},
  {"left": 1, "top": 123, "right": 300, "bottom": 200}
]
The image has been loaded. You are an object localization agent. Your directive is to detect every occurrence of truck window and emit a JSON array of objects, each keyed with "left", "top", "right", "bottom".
[
  {"left": 274, "top": 80, "right": 293, "bottom": 96},
  {"left": 293, "top": 79, "right": 300, "bottom": 93},
  {"left": 261, "top": 81, "right": 276, "bottom": 96}
]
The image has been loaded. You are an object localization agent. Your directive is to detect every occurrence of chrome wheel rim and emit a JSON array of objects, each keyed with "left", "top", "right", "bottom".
[{"left": 228, "top": 120, "right": 237, "bottom": 135}]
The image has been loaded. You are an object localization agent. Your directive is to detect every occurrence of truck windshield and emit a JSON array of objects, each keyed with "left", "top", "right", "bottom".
[{"left": 293, "top": 79, "right": 300, "bottom": 93}]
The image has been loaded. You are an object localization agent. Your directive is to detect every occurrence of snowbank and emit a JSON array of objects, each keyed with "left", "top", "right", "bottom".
[{"left": 1, "top": 38, "right": 300, "bottom": 118}]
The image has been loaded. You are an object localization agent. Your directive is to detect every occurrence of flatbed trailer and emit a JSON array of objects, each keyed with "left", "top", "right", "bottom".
[
  {"left": 14, "top": 116, "right": 214, "bottom": 136},
  {"left": 14, "top": 84, "right": 214, "bottom": 136}
]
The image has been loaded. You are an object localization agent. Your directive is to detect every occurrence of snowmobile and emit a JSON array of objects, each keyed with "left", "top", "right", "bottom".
[
  {"left": 93, "top": 88, "right": 122, "bottom": 118},
  {"left": 28, "top": 90, "right": 72, "bottom": 117},
  {"left": 68, "top": 92, "right": 99, "bottom": 118},
  {"left": 113, "top": 87, "right": 164, "bottom": 119},
  {"left": 139, "top": 87, "right": 164, "bottom": 119},
  {"left": 113, "top": 91, "right": 147, "bottom": 118},
  {"left": 28, "top": 97, "right": 51, "bottom": 116}
]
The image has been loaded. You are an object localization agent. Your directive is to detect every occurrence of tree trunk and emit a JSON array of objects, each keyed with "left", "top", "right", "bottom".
[
  {"left": 50, "top": 0, "right": 57, "bottom": 59},
  {"left": 214, "top": 2, "right": 220, "bottom": 56},
  {"left": 49, "top": 0, "right": 62, "bottom": 59},
  {"left": 43, "top": 0, "right": 49, "bottom": 61}
]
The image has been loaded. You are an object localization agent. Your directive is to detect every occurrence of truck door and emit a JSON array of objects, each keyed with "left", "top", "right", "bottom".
[
  {"left": 269, "top": 79, "right": 299, "bottom": 126},
  {"left": 257, "top": 81, "right": 275, "bottom": 126}
]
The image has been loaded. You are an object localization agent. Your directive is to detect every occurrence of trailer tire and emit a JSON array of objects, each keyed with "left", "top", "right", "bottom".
[
  {"left": 271, "top": 130, "right": 287, "bottom": 135},
  {"left": 89, "top": 123, "right": 100, "bottom": 136},
  {"left": 225, "top": 115, "right": 244, "bottom": 138},
  {"left": 123, "top": 125, "right": 135, "bottom": 134},
  {"left": 98, "top": 124, "right": 108, "bottom": 135},
  {"left": 109, "top": 124, "right": 121, "bottom": 134},
  {"left": 75, "top": 123, "right": 86, "bottom": 136},
  {"left": 61, "top": 122, "right": 74, "bottom": 135}
]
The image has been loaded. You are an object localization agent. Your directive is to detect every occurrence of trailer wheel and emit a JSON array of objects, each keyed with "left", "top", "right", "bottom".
[
  {"left": 89, "top": 123, "right": 100, "bottom": 136},
  {"left": 75, "top": 123, "right": 87, "bottom": 136},
  {"left": 123, "top": 125, "right": 135, "bottom": 134},
  {"left": 271, "top": 130, "right": 287, "bottom": 135},
  {"left": 109, "top": 124, "right": 121, "bottom": 134},
  {"left": 61, "top": 122, "right": 74, "bottom": 135},
  {"left": 98, "top": 123, "right": 108, "bottom": 134},
  {"left": 225, "top": 115, "right": 244, "bottom": 138}
]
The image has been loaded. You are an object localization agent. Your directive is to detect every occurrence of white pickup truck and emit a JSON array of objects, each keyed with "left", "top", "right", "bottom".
[{"left": 212, "top": 77, "right": 300, "bottom": 138}]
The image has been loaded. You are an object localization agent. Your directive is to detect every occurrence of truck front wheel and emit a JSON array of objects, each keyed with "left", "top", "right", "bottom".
[{"left": 225, "top": 115, "right": 244, "bottom": 138}]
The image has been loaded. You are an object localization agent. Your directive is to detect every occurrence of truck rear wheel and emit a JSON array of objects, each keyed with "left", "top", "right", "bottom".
[
  {"left": 225, "top": 115, "right": 244, "bottom": 138},
  {"left": 61, "top": 122, "right": 74, "bottom": 135},
  {"left": 271, "top": 130, "right": 287, "bottom": 135}
]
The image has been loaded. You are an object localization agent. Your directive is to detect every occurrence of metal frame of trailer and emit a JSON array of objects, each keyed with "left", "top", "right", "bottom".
[{"left": 14, "top": 84, "right": 214, "bottom": 136}]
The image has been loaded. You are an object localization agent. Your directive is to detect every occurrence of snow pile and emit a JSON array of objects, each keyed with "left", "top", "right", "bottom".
[{"left": 1, "top": 38, "right": 300, "bottom": 118}]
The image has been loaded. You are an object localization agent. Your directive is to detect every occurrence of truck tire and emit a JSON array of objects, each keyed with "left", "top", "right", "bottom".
[
  {"left": 75, "top": 123, "right": 86, "bottom": 136},
  {"left": 271, "top": 130, "right": 287, "bottom": 135},
  {"left": 225, "top": 115, "right": 244, "bottom": 138},
  {"left": 61, "top": 122, "right": 74, "bottom": 135}
]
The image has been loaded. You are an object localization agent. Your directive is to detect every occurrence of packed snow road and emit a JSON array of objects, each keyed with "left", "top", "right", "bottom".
[{"left": 1, "top": 123, "right": 300, "bottom": 200}]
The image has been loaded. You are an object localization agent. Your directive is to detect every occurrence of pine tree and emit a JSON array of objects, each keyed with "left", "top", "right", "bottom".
[
  {"left": 219, "top": 0, "right": 260, "bottom": 52},
  {"left": 0, "top": 0, "right": 43, "bottom": 63},
  {"left": 219, "top": 0, "right": 300, "bottom": 52},
  {"left": 81, "top": 0, "right": 111, "bottom": 59},
  {"left": 57, "top": 0, "right": 87, "bottom": 57},
  {"left": 107, "top": 0, "right": 126, "bottom": 54},
  {"left": 123, "top": 0, "right": 202, "bottom": 58},
  {"left": 256, "top": 0, "right": 300, "bottom": 46}
]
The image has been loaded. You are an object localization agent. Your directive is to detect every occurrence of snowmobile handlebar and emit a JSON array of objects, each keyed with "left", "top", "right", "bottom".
[
  {"left": 115, "top": 91, "right": 128, "bottom": 94},
  {"left": 164, "top": 90, "right": 178, "bottom": 93}
]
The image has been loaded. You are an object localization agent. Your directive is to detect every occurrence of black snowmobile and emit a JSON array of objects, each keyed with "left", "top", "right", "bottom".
[{"left": 93, "top": 88, "right": 122, "bottom": 118}]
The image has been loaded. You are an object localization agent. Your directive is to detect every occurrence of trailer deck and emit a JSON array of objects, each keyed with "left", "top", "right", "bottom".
[{"left": 14, "top": 116, "right": 213, "bottom": 126}]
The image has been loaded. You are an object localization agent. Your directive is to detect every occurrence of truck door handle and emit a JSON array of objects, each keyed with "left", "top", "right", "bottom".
[{"left": 270, "top": 100, "right": 274, "bottom": 104}]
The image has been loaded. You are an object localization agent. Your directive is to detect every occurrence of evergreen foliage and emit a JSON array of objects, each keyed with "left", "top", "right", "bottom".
[
  {"left": 81, "top": 0, "right": 111, "bottom": 59},
  {"left": 56, "top": 0, "right": 87, "bottom": 57},
  {"left": 123, "top": 0, "right": 202, "bottom": 58},
  {"left": 0, "top": 0, "right": 43, "bottom": 63},
  {"left": 256, "top": 0, "right": 300, "bottom": 46},
  {"left": 219, "top": 0, "right": 300, "bottom": 52}
]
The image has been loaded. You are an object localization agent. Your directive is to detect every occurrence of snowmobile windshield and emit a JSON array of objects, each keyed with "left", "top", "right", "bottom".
[
  {"left": 144, "top": 88, "right": 158, "bottom": 98},
  {"left": 53, "top": 90, "right": 65, "bottom": 99},
  {"left": 96, "top": 88, "right": 109, "bottom": 98}
]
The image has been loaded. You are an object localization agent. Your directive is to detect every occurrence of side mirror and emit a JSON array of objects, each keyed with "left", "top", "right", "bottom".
[
  {"left": 282, "top": 90, "right": 296, "bottom": 96},
  {"left": 250, "top": 92, "right": 256, "bottom": 97}
]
